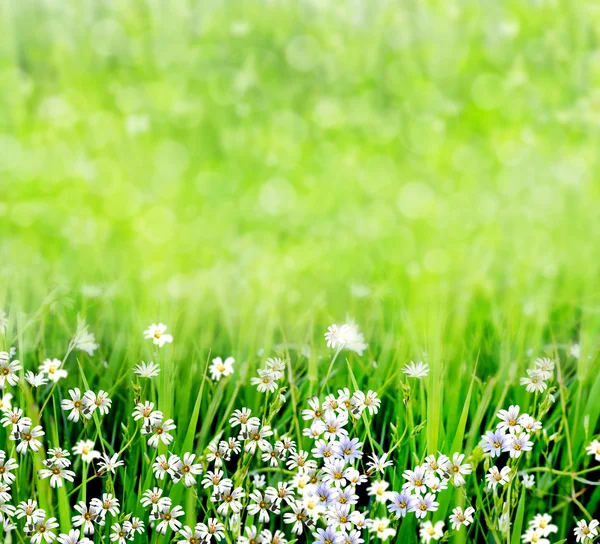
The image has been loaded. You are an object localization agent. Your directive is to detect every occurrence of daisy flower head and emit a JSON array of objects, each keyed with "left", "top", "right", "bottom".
[
  {"left": 324, "top": 320, "right": 368, "bottom": 356},
  {"left": 481, "top": 430, "right": 506, "bottom": 458},
  {"left": 26, "top": 514, "right": 59, "bottom": 544},
  {"left": 25, "top": 371, "right": 48, "bottom": 388},
  {"left": 448, "top": 452, "right": 472, "bottom": 487},
  {"left": 534, "top": 357, "right": 554, "bottom": 380},
  {"left": 521, "top": 473, "right": 535, "bottom": 489},
  {"left": 70, "top": 317, "right": 99, "bottom": 356},
  {"left": 144, "top": 323, "right": 173, "bottom": 347},
  {"left": 420, "top": 520, "right": 445, "bottom": 542},
  {"left": 11, "top": 418, "right": 45, "bottom": 454},
  {"left": 388, "top": 490, "right": 413, "bottom": 518},
  {"left": 83, "top": 390, "right": 112, "bottom": 416},
  {"left": 209, "top": 356, "right": 235, "bottom": 382},
  {"left": 213, "top": 485, "right": 245, "bottom": 516},
  {"left": 133, "top": 361, "right": 160, "bottom": 379},
  {"left": 410, "top": 493, "right": 439, "bottom": 519},
  {"left": 251, "top": 368, "right": 278, "bottom": 393},
  {"left": 265, "top": 357, "right": 286, "bottom": 380},
  {"left": 0, "top": 351, "right": 22, "bottom": 388},
  {"left": 370, "top": 517, "right": 396, "bottom": 540},
  {"left": 197, "top": 518, "right": 225, "bottom": 541},
  {"left": 496, "top": 405, "right": 523, "bottom": 434},
  {"left": 142, "top": 415, "right": 176, "bottom": 448},
  {"left": 353, "top": 389, "right": 381, "bottom": 415},
  {"left": 522, "top": 528, "right": 550, "bottom": 544},
  {"left": 0, "top": 451, "right": 19, "bottom": 484},
  {"left": 366, "top": 452, "right": 394, "bottom": 475},
  {"left": 61, "top": 388, "right": 91, "bottom": 423},
  {"left": 586, "top": 439, "right": 600, "bottom": 461},
  {"left": 39, "top": 359, "right": 68, "bottom": 382},
  {"left": 486, "top": 466, "right": 511, "bottom": 490},
  {"left": 38, "top": 464, "right": 76, "bottom": 488},
  {"left": 529, "top": 513, "right": 557, "bottom": 537},
  {"left": 313, "top": 525, "right": 343, "bottom": 544},
  {"left": 520, "top": 368, "right": 548, "bottom": 393},
  {"left": 449, "top": 506, "right": 475, "bottom": 530},
  {"left": 57, "top": 529, "right": 93, "bottom": 544},
  {"left": 97, "top": 453, "right": 125, "bottom": 475},
  {"left": 574, "top": 518, "right": 599, "bottom": 543},
  {"left": 402, "top": 361, "right": 430, "bottom": 379},
  {"left": 503, "top": 433, "right": 533, "bottom": 458},
  {"left": 0, "top": 392, "right": 12, "bottom": 412}
]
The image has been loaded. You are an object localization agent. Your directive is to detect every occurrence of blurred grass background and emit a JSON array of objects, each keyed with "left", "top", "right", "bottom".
[
  {"left": 1, "top": 0, "right": 600, "bottom": 356},
  {"left": 1, "top": 2, "right": 600, "bottom": 538}
]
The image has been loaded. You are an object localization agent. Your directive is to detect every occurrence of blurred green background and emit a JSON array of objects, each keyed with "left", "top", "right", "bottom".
[{"left": 1, "top": 0, "right": 599, "bottom": 344}]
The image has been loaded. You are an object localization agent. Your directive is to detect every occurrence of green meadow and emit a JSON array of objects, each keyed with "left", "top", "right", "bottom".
[{"left": 0, "top": 1, "right": 599, "bottom": 543}]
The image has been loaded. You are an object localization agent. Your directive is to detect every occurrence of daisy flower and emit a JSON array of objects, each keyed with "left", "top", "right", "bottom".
[
  {"left": 97, "top": 453, "right": 124, "bottom": 475},
  {"left": 503, "top": 433, "right": 533, "bottom": 458},
  {"left": 38, "top": 465, "right": 76, "bottom": 488},
  {"left": 496, "top": 405, "right": 523, "bottom": 434},
  {"left": 251, "top": 368, "right": 278, "bottom": 393},
  {"left": 585, "top": 439, "right": 600, "bottom": 461},
  {"left": 449, "top": 506, "right": 475, "bottom": 530},
  {"left": 313, "top": 526, "right": 342, "bottom": 544},
  {"left": 481, "top": 430, "right": 506, "bottom": 458},
  {"left": 61, "top": 388, "right": 91, "bottom": 423},
  {"left": 0, "top": 392, "right": 12, "bottom": 411},
  {"left": 486, "top": 466, "right": 511, "bottom": 490},
  {"left": 370, "top": 517, "right": 396, "bottom": 540},
  {"left": 144, "top": 323, "right": 173, "bottom": 347},
  {"left": 209, "top": 357, "right": 235, "bottom": 381},
  {"left": 83, "top": 390, "right": 112, "bottom": 416},
  {"left": 521, "top": 473, "right": 535, "bottom": 489},
  {"left": 324, "top": 320, "right": 368, "bottom": 356},
  {"left": 388, "top": 490, "right": 413, "bottom": 518},
  {"left": 0, "top": 452, "right": 19, "bottom": 484},
  {"left": 402, "top": 361, "right": 430, "bottom": 379},
  {"left": 25, "top": 372, "right": 48, "bottom": 388},
  {"left": 57, "top": 529, "right": 93, "bottom": 544},
  {"left": 574, "top": 519, "right": 599, "bottom": 543},
  {"left": 410, "top": 493, "right": 439, "bottom": 519},
  {"left": 534, "top": 357, "right": 554, "bottom": 380},
  {"left": 90, "top": 494, "right": 120, "bottom": 517},
  {"left": 402, "top": 466, "right": 428, "bottom": 494},
  {"left": 213, "top": 485, "right": 245, "bottom": 515},
  {"left": 520, "top": 369, "right": 548, "bottom": 393},
  {"left": 179, "top": 525, "right": 204, "bottom": 544},
  {"left": 265, "top": 357, "right": 286, "bottom": 379},
  {"left": 0, "top": 351, "right": 22, "bottom": 388},
  {"left": 73, "top": 440, "right": 100, "bottom": 462},
  {"left": 142, "top": 415, "right": 176, "bottom": 448},
  {"left": 247, "top": 490, "right": 279, "bottom": 522},
  {"left": 197, "top": 518, "right": 225, "bottom": 541},
  {"left": 448, "top": 453, "right": 472, "bottom": 487},
  {"left": 11, "top": 418, "right": 45, "bottom": 454},
  {"left": 133, "top": 361, "right": 160, "bottom": 378},
  {"left": 28, "top": 515, "right": 59, "bottom": 544},
  {"left": 39, "top": 359, "right": 68, "bottom": 382},
  {"left": 420, "top": 520, "right": 445, "bottom": 542},
  {"left": 529, "top": 513, "right": 557, "bottom": 537},
  {"left": 176, "top": 452, "right": 204, "bottom": 487},
  {"left": 132, "top": 401, "right": 155, "bottom": 421},
  {"left": 522, "top": 528, "right": 549, "bottom": 544},
  {"left": 72, "top": 501, "right": 103, "bottom": 535},
  {"left": 366, "top": 452, "right": 394, "bottom": 475},
  {"left": 110, "top": 522, "right": 132, "bottom": 544},
  {"left": 367, "top": 480, "right": 393, "bottom": 504}
]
